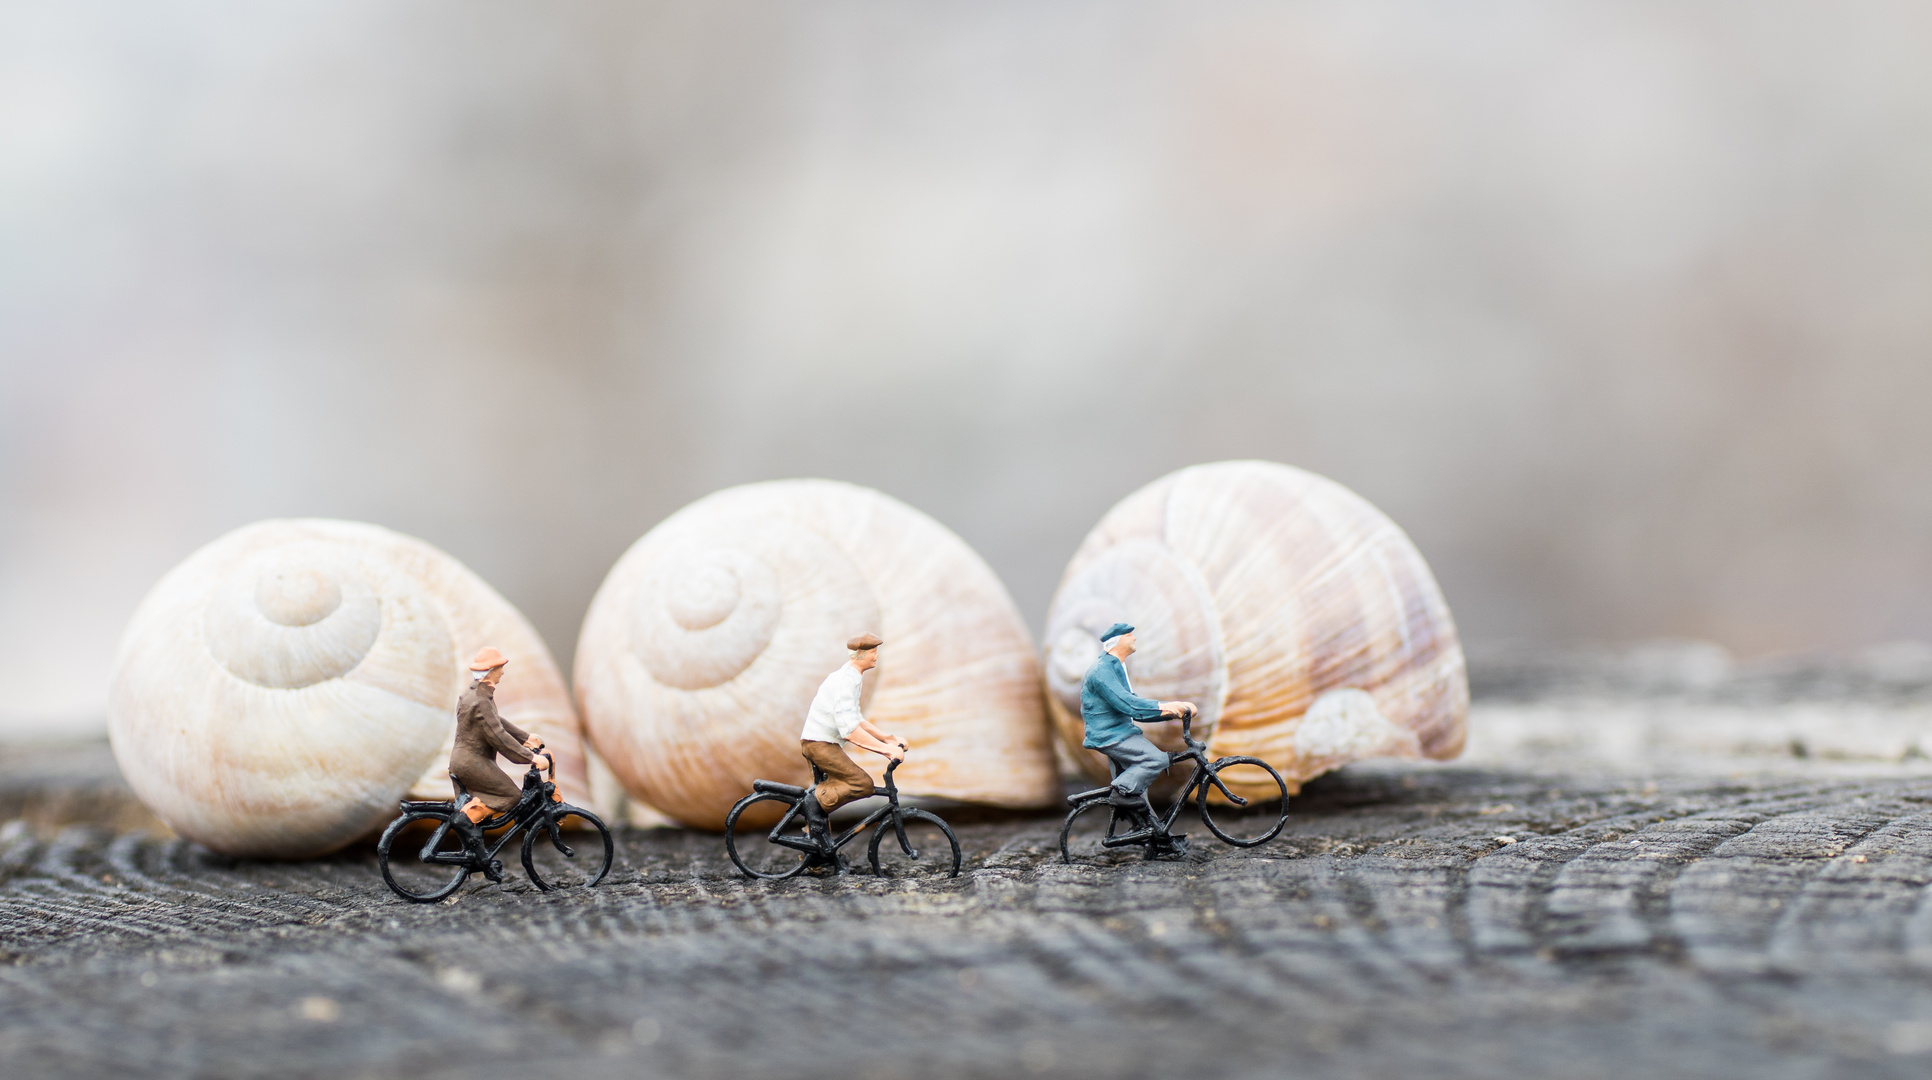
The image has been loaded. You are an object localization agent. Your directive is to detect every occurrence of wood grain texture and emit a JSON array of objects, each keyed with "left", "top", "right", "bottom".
[{"left": 7, "top": 660, "right": 1932, "bottom": 1078}]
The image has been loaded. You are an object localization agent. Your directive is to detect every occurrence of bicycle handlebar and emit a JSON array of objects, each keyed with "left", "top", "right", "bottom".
[
  {"left": 524, "top": 743, "right": 555, "bottom": 780},
  {"left": 1179, "top": 710, "right": 1208, "bottom": 750}
]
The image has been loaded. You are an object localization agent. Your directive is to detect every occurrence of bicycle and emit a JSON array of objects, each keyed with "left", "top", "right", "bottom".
[
  {"left": 1059, "top": 713, "right": 1289, "bottom": 863},
  {"left": 377, "top": 753, "right": 614, "bottom": 902},
  {"left": 724, "top": 758, "right": 961, "bottom": 880}
]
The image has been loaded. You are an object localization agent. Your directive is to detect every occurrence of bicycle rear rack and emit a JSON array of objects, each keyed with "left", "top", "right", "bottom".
[{"left": 753, "top": 779, "right": 806, "bottom": 799}]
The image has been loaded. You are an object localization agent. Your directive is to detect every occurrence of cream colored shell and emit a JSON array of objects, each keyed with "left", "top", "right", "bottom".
[
  {"left": 1042, "top": 461, "right": 1467, "bottom": 796},
  {"left": 107, "top": 519, "right": 589, "bottom": 858},
  {"left": 575, "top": 479, "right": 1059, "bottom": 830}
]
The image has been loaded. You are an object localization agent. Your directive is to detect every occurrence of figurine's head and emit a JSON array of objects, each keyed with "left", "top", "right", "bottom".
[
  {"left": 469, "top": 646, "right": 508, "bottom": 686},
  {"left": 1100, "top": 623, "right": 1137, "bottom": 660},
  {"left": 847, "top": 633, "right": 883, "bottom": 672}
]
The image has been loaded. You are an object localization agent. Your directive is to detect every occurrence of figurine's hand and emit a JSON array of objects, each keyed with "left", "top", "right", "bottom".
[
  {"left": 1159, "top": 701, "right": 1196, "bottom": 719},
  {"left": 530, "top": 753, "right": 551, "bottom": 772},
  {"left": 523, "top": 735, "right": 545, "bottom": 751},
  {"left": 887, "top": 745, "right": 906, "bottom": 762}
]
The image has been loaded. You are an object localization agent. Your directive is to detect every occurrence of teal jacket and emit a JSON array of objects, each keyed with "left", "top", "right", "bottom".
[{"left": 1080, "top": 652, "right": 1165, "bottom": 749}]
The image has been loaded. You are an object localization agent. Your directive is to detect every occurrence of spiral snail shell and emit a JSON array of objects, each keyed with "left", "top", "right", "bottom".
[
  {"left": 1042, "top": 461, "right": 1467, "bottom": 796},
  {"left": 575, "top": 479, "right": 1059, "bottom": 830},
  {"left": 107, "top": 519, "right": 589, "bottom": 858}
]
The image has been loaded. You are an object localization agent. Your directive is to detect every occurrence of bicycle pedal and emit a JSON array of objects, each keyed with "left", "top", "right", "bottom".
[{"left": 1145, "top": 836, "right": 1190, "bottom": 861}]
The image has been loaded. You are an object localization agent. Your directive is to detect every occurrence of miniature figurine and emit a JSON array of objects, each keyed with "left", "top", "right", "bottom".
[
  {"left": 449, "top": 646, "right": 555, "bottom": 882},
  {"left": 725, "top": 754, "right": 961, "bottom": 880},
  {"left": 378, "top": 655, "right": 615, "bottom": 902},
  {"left": 1080, "top": 623, "right": 1199, "bottom": 854},
  {"left": 1059, "top": 704, "right": 1289, "bottom": 864},
  {"left": 797, "top": 633, "right": 907, "bottom": 853}
]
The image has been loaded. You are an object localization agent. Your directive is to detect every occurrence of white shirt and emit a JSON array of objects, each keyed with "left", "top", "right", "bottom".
[{"left": 800, "top": 662, "right": 867, "bottom": 745}]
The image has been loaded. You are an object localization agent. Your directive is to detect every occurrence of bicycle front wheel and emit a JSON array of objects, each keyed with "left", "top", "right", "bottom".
[
  {"left": 1197, "top": 756, "right": 1289, "bottom": 847},
  {"left": 522, "top": 807, "right": 615, "bottom": 890},
  {"left": 724, "top": 793, "right": 813, "bottom": 881},
  {"left": 378, "top": 810, "right": 470, "bottom": 903},
  {"left": 867, "top": 809, "right": 961, "bottom": 878}
]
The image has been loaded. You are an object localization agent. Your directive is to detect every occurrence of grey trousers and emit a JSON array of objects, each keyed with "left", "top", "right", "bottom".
[{"left": 1097, "top": 732, "right": 1169, "bottom": 796}]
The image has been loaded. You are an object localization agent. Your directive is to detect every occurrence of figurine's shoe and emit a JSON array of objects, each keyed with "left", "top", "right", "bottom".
[
  {"left": 454, "top": 819, "right": 496, "bottom": 874},
  {"left": 799, "top": 793, "right": 838, "bottom": 857},
  {"left": 482, "top": 859, "right": 506, "bottom": 883},
  {"left": 1107, "top": 790, "right": 1153, "bottom": 815}
]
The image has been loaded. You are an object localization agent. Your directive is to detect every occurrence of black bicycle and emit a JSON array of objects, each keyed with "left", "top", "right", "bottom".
[
  {"left": 377, "top": 755, "right": 614, "bottom": 902},
  {"left": 1060, "top": 714, "right": 1289, "bottom": 863},
  {"left": 724, "top": 758, "right": 961, "bottom": 880}
]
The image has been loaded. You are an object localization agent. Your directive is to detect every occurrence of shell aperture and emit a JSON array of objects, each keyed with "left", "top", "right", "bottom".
[{"left": 1043, "top": 539, "right": 1228, "bottom": 768}]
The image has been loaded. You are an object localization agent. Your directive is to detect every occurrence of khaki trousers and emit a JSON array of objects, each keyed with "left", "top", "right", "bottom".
[{"left": 800, "top": 740, "right": 876, "bottom": 811}]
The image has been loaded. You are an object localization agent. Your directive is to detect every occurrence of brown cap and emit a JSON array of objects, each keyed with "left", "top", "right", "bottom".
[
  {"left": 846, "top": 633, "right": 882, "bottom": 652},
  {"left": 468, "top": 646, "right": 508, "bottom": 672}
]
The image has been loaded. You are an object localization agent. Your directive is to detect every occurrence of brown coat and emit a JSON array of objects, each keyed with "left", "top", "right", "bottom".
[{"left": 449, "top": 680, "right": 535, "bottom": 812}]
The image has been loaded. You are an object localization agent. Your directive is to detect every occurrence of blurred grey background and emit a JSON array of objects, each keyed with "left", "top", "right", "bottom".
[{"left": 4, "top": 1, "right": 1930, "bottom": 735}]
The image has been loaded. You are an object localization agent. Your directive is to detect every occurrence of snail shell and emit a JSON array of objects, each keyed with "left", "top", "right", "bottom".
[
  {"left": 107, "top": 519, "right": 589, "bottom": 858},
  {"left": 1042, "top": 461, "right": 1467, "bottom": 796},
  {"left": 575, "top": 479, "right": 1059, "bottom": 830}
]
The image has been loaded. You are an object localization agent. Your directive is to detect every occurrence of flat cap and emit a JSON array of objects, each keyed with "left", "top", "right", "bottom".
[
  {"left": 847, "top": 633, "right": 883, "bottom": 651},
  {"left": 468, "top": 646, "right": 508, "bottom": 671},
  {"left": 1099, "top": 622, "right": 1135, "bottom": 642}
]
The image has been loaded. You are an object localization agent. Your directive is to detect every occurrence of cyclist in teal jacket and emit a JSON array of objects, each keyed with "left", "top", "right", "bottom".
[{"left": 1081, "top": 622, "right": 1197, "bottom": 824}]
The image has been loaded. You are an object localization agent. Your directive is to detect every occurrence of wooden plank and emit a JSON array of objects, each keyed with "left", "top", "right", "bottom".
[{"left": 6, "top": 670, "right": 1932, "bottom": 1078}]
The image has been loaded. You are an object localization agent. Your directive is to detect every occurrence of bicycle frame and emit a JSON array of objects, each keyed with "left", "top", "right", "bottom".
[
  {"left": 761, "top": 758, "right": 915, "bottom": 857},
  {"left": 406, "top": 762, "right": 566, "bottom": 868},
  {"left": 1098, "top": 715, "right": 1253, "bottom": 843}
]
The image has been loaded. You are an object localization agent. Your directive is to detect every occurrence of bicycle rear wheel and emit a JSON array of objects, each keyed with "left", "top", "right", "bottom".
[
  {"left": 377, "top": 810, "right": 470, "bottom": 902},
  {"left": 724, "top": 793, "right": 814, "bottom": 880},
  {"left": 1197, "top": 756, "right": 1289, "bottom": 847},
  {"left": 867, "top": 809, "right": 961, "bottom": 878},
  {"left": 522, "top": 807, "right": 615, "bottom": 890},
  {"left": 1058, "top": 798, "right": 1133, "bottom": 864}
]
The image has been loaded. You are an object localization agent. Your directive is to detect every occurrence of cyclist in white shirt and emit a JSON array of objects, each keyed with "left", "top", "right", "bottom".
[{"left": 798, "top": 633, "right": 906, "bottom": 849}]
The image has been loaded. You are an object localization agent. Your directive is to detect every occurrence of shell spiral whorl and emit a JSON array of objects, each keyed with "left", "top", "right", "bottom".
[
  {"left": 108, "top": 519, "right": 589, "bottom": 858},
  {"left": 203, "top": 547, "right": 392, "bottom": 690},
  {"left": 576, "top": 480, "right": 1057, "bottom": 831},
  {"left": 1043, "top": 461, "right": 1468, "bottom": 795}
]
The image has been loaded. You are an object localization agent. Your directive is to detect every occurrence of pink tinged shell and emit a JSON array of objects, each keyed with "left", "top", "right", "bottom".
[
  {"left": 1042, "top": 461, "right": 1468, "bottom": 794},
  {"left": 574, "top": 479, "right": 1060, "bottom": 831}
]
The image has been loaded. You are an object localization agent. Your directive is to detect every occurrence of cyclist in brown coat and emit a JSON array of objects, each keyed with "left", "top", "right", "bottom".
[{"left": 449, "top": 646, "right": 552, "bottom": 881}]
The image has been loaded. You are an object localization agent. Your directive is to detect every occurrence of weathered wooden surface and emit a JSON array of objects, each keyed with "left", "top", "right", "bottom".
[{"left": 7, "top": 657, "right": 1932, "bottom": 1079}]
